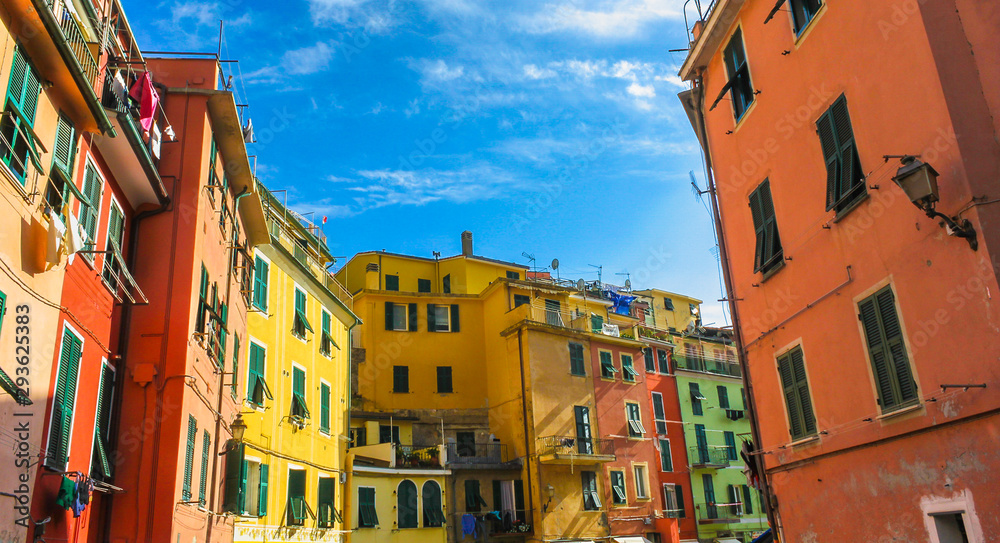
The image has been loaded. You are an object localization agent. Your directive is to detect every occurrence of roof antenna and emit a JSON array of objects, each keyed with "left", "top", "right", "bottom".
[{"left": 521, "top": 252, "right": 536, "bottom": 276}]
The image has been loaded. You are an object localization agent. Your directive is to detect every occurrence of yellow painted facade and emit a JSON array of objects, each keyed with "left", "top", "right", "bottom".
[
  {"left": 349, "top": 465, "right": 449, "bottom": 543},
  {"left": 233, "top": 192, "right": 359, "bottom": 543}
]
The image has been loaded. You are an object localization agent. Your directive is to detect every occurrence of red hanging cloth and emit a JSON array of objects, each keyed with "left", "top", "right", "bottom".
[{"left": 128, "top": 71, "right": 159, "bottom": 132}]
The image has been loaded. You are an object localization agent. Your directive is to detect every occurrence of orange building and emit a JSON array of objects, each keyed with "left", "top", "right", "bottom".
[
  {"left": 679, "top": 0, "right": 999, "bottom": 540},
  {"left": 105, "top": 54, "right": 268, "bottom": 543}
]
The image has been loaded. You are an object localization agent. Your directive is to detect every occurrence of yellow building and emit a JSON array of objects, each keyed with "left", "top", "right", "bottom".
[{"left": 226, "top": 189, "right": 360, "bottom": 543}]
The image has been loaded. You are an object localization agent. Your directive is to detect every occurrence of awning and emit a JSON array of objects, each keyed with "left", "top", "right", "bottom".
[{"left": 614, "top": 538, "right": 652, "bottom": 543}]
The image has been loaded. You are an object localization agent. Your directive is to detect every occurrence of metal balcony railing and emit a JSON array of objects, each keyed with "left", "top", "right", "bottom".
[
  {"left": 44, "top": 0, "right": 100, "bottom": 85},
  {"left": 536, "top": 435, "right": 615, "bottom": 457},
  {"left": 683, "top": 0, "right": 719, "bottom": 44},
  {"left": 450, "top": 510, "right": 532, "bottom": 534},
  {"left": 101, "top": 70, "right": 163, "bottom": 164},
  {"left": 688, "top": 445, "right": 731, "bottom": 468},
  {"left": 395, "top": 444, "right": 443, "bottom": 469},
  {"left": 445, "top": 442, "right": 509, "bottom": 465},
  {"left": 673, "top": 355, "right": 742, "bottom": 378}
]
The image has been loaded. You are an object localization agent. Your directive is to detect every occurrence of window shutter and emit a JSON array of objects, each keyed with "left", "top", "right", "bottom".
[
  {"left": 876, "top": 288, "right": 916, "bottom": 403},
  {"left": 675, "top": 484, "right": 685, "bottom": 516},
  {"left": 465, "top": 479, "right": 479, "bottom": 511},
  {"left": 718, "top": 386, "right": 730, "bottom": 409},
  {"left": 258, "top": 463, "right": 268, "bottom": 516},
  {"left": 199, "top": 430, "right": 211, "bottom": 505},
  {"left": 385, "top": 302, "right": 394, "bottom": 330},
  {"left": 320, "top": 382, "right": 331, "bottom": 432},
  {"left": 92, "top": 363, "right": 114, "bottom": 478},
  {"left": 492, "top": 480, "right": 502, "bottom": 511},
  {"left": 789, "top": 348, "right": 817, "bottom": 433},
  {"left": 52, "top": 114, "right": 75, "bottom": 175},
  {"left": 742, "top": 485, "right": 753, "bottom": 515},
  {"left": 427, "top": 304, "right": 436, "bottom": 331},
  {"left": 8, "top": 48, "right": 27, "bottom": 109},
  {"left": 816, "top": 110, "right": 840, "bottom": 210},
  {"left": 724, "top": 432, "right": 737, "bottom": 460},
  {"left": 222, "top": 443, "right": 244, "bottom": 512},
  {"left": 408, "top": 303, "right": 418, "bottom": 331},
  {"left": 514, "top": 479, "right": 525, "bottom": 522},
  {"left": 644, "top": 348, "right": 655, "bottom": 372},
  {"left": 442, "top": 274, "right": 450, "bottom": 293},
  {"left": 253, "top": 257, "right": 268, "bottom": 311},
  {"left": 182, "top": 415, "right": 197, "bottom": 500},
  {"left": 778, "top": 354, "right": 804, "bottom": 438},
  {"left": 450, "top": 304, "right": 460, "bottom": 332},
  {"left": 759, "top": 180, "right": 781, "bottom": 264},
  {"left": 48, "top": 330, "right": 82, "bottom": 469},
  {"left": 859, "top": 295, "right": 897, "bottom": 408}
]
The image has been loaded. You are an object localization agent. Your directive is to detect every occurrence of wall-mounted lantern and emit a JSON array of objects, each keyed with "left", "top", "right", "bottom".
[{"left": 892, "top": 156, "right": 977, "bottom": 250}]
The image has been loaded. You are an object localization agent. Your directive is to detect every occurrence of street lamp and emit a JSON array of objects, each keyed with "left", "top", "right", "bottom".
[
  {"left": 891, "top": 156, "right": 977, "bottom": 250},
  {"left": 230, "top": 413, "right": 247, "bottom": 442}
]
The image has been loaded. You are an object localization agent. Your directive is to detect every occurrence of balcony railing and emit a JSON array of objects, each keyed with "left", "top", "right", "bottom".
[
  {"left": 44, "top": 0, "right": 100, "bottom": 85},
  {"left": 536, "top": 435, "right": 615, "bottom": 458},
  {"left": 101, "top": 70, "right": 163, "bottom": 164},
  {"left": 516, "top": 303, "right": 637, "bottom": 339},
  {"left": 446, "top": 442, "right": 512, "bottom": 466},
  {"left": 673, "top": 354, "right": 742, "bottom": 378},
  {"left": 394, "top": 444, "right": 444, "bottom": 469},
  {"left": 688, "top": 445, "right": 731, "bottom": 468},
  {"left": 696, "top": 502, "right": 740, "bottom": 523},
  {"left": 451, "top": 510, "right": 532, "bottom": 535}
]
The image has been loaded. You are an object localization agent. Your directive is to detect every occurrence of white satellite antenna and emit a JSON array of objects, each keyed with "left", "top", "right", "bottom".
[
  {"left": 551, "top": 259, "right": 560, "bottom": 281},
  {"left": 625, "top": 278, "right": 632, "bottom": 290},
  {"left": 576, "top": 279, "right": 585, "bottom": 291}
]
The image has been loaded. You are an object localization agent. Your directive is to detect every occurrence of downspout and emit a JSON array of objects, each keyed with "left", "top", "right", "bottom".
[
  {"left": 686, "top": 74, "right": 781, "bottom": 534},
  {"left": 343, "top": 315, "right": 359, "bottom": 542},
  {"left": 343, "top": 451, "right": 355, "bottom": 543},
  {"left": 515, "top": 329, "right": 535, "bottom": 532}
]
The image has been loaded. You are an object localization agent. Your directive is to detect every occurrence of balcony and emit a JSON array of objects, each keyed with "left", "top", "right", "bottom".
[
  {"left": 44, "top": 0, "right": 100, "bottom": 85},
  {"left": 506, "top": 302, "right": 638, "bottom": 340},
  {"left": 688, "top": 445, "right": 731, "bottom": 469},
  {"left": 536, "top": 435, "right": 615, "bottom": 465},
  {"left": 450, "top": 510, "right": 532, "bottom": 537},
  {"left": 446, "top": 442, "right": 521, "bottom": 469},
  {"left": 394, "top": 444, "right": 445, "bottom": 470},
  {"left": 673, "top": 354, "right": 742, "bottom": 378},
  {"left": 696, "top": 502, "right": 740, "bottom": 524},
  {"left": 637, "top": 325, "right": 676, "bottom": 344}
]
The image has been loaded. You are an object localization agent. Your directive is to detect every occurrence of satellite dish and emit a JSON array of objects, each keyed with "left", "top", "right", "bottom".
[
  {"left": 551, "top": 258, "right": 559, "bottom": 270},
  {"left": 684, "top": 322, "right": 696, "bottom": 335},
  {"left": 576, "top": 279, "right": 585, "bottom": 290},
  {"left": 625, "top": 278, "right": 632, "bottom": 290}
]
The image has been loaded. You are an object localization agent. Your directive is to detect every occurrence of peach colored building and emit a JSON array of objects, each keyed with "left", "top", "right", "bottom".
[{"left": 679, "top": 0, "right": 999, "bottom": 541}]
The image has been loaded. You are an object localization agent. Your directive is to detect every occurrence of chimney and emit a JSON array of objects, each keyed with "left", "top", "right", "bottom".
[
  {"left": 461, "top": 231, "right": 473, "bottom": 257},
  {"left": 365, "top": 262, "right": 380, "bottom": 290}
]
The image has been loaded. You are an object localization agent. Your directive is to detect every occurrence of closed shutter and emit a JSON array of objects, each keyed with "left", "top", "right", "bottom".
[
  {"left": 199, "top": 430, "right": 211, "bottom": 505},
  {"left": 393, "top": 366, "right": 408, "bottom": 393},
  {"left": 8, "top": 47, "right": 40, "bottom": 123},
  {"left": 51, "top": 114, "right": 76, "bottom": 176},
  {"left": 258, "top": 463, "right": 268, "bottom": 516},
  {"left": 749, "top": 180, "right": 782, "bottom": 273},
  {"left": 492, "top": 480, "right": 502, "bottom": 511},
  {"left": 253, "top": 257, "right": 268, "bottom": 310},
  {"left": 397, "top": 480, "right": 417, "bottom": 528},
  {"left": 385, "top": 302, "right": 394, "bottom": 330},
  {"left": 652, "top": 393, "right": 666, "bottom": 434},
  {"left": 674, "top": 484, "right": 685, "bottom": 517},
  {"left": 408, "top": 303, "right": 418, "bottom": 331},
  {"left": 859, "top": 286, "right": 917, "bottom": 411},
  {"left": 320, "top": 382, "right": 330, "bottom": 433},
  {"left": 718, "top": 386, "right": 730, "bottom": 409},
  {"left": 817, "top": 95, "right": 863, "bottom": 211},
  {"left": 591, "top": 314, "right": 603, "bottom": 332},
  {"left": 724, "top": 431, "right": 737, "bottom": 460},
  {"left": 80, "top": 163, "right": 102, "bottom": 248},
  {"left": 436, "top": 366, "right": 452, "bottom": 393},
  {"left": 694, "top": 424, "right": 708, "bottom": 463},
  {"left": 702, "top": 474, "right": 717, "bottom": 518},
  {"left": 778, "top": 347, "right": 816, "bottom": 439},
  {"left": 427, "top": 304, "right": 436, "bottom": 331},
  {"left": 658, "top": 439, "right": 672, "bottom": 471},
  {"left": 92, "top": 363, "right": 114, "bottom": 478},
  {"left": 569, "top": 343, "right": 585, "bottom": 375},
  {"left": 742, "top": 485, "right": 753, "bottom": 515},
  {"left": 644, "top": 348, "right": 655, "bottom": 372},
  {"left": 513, "top": 479, "right": 525, "bottom": 522},
  {"left": 450, "top": 304, "right": 460, "bottom": 332},
  {"left": 47, "top": 328, "right": 82, "bottom": 469},
  {"left": 182, "top": 415, "right": 197, "bottom": 500},
  {"left": 231, "top": 334, "right": 240, "bottom": 399},
  {"left": 222, "top": 443, "right": 244, "bottom": 513}
]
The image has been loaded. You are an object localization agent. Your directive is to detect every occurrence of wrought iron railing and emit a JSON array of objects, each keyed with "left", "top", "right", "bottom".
[
  {"left": 536, "top": 435, "right": 615, "bottom": 457},
  {"left": 395, "top": 444, "right": 443, "bottom": 469},
  {"left": 673, "top": 354, "right": 742, "bottom": 377},
  {"left": 44, "top": 0, "right": 100, "bottom": 85},
  {"left": 451, "top": 510, "right": 532, "bottom": 534},
  {"left": 445, "top": 442, "right": 509, "bottom": 465},
  {"left": 688, "top": 445, "right": 731, "bottom": 468},
  {"left": 101, "top": 70, "right": 164, "bottom": 165}
]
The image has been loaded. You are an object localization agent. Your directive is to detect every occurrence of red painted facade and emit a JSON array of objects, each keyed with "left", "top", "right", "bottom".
[{"left": 681, "top": 0, "right": 1000, "bottom": 540}]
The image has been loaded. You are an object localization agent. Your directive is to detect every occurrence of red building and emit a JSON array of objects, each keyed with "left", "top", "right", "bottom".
[{"left": 680, "top": 0, "right": 1000, "bottom": 540}]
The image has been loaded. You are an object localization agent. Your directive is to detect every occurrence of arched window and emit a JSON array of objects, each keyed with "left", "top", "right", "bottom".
[
  {"left": 422, "top": 480, "right": 446, "bottom": 527},
  {"left": 397, "top": 480, "right": 418, "bottom": 528}
]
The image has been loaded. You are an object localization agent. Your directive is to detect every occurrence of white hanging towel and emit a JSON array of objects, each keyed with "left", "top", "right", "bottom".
[
  {"left": 47, "top": 211, "right": 66, "bottom": 264},
  {"left": 66, "top": 210, "right": 85, "bottom": 265}
]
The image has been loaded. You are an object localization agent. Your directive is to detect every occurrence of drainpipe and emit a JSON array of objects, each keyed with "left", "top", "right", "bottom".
[
  {"left": 515, "top": 329, "right": 536, "bottom": 535},
  {"left": 343, "top": 451, "right": 355, "bottom": 543},
  {"left": 686, "top": 74, "right": 780, "bottom": 535}
]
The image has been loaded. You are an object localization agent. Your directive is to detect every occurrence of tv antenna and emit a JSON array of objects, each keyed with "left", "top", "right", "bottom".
[
  {"left": 522, "top": 252, "right": 536, "bottom": 275},
  {"left": 588, "top": 264, "right": 602, "bottom": 287}
]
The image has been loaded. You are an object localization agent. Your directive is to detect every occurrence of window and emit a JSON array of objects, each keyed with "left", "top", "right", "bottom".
[
  {"left": 247, "top": 342, "right": 273, "bottom": 407},
  {"left": 633, "top": 465, "right": 649, "bottom": 499},
  {"left": 46, "top": 326, "right": 82, "bottom": 470},
  {"left": 818, "top": 94, "right": 866, "bottom": 213},
  {"left": 591, "top": 313, "right": 604, "bottom": 332},
  {"left": 385, "top": 274, "right": 399, "bottom": 291},
  {"left": 428, "top": 303, "right": 460, "bottom": 332},
  {"left": 379, "top": 425, "right": 400, "bottom": 444},
  {"left": 932, "top": 513, "right": 971, "bottom": 543},
  {"left": 392, "top": 366, "right": 409, "bottom": 393},
  {"left": 293, "top": 288, "right": 313, "bottom": 338},
  {"left": 610, "top": 470, "right": 627, "bottom": 505},
  {"left": 422, "top": 481, "right": 446, "bottom": 527},
  {"left": 600, "top": 351, "right": 617, "bottom": 379},
  {"left": 790, "top": 0, "right": 823, "bottom": 33},
  {"left": 663, "top": 297, "right": 674, "bottom": 311},
  {"left": 252, "top": 255, "right": 268, "bottom": 311},
  {"left": 91, "top": 362, "right": 115, "bottom": 479},
  {"left": 658, "top": 438, "right": 672, "bottom": 472},
  {"left": 223, "top": 444, "right": 269, "bottom": 516},
  {"left": 385, "top": 302, "right": 417, "bottom": 331},
  {"left": 664, "top": 484, "right": 685, "bottom": 518},
  {"left": 569, "top": 343, "right": 586, "bottom": 376},
  {"left": 287, "top": 469, "right": 311, "bottom": 526},
  {"left": 358, "top": 487, "right": 378, "bottom": 527},
  {"left": 350, "top": 427, "right": 367, "bottom": 448},
  {"left": 657, "top": 349, "right": 669, "bottom": 374},
  {"left": 437, "top": 366, "right": 453, "bottom": 393},
  {"left": 626, "top": 403, "right": 645, "bottom": 437},
  {"left": 417, "top": 278, "right": 431, "bottom": 293},
  {"left": 621, "top": 354, "right": 637, "bottom": 382},
  {"left": 457, "top": 431, "right": 476, "bottom": 457},
  {"left": 397, "top": 480, "right": 418, "bottom": 528},
  {"left": 574, "top": 406, "right": 593, "bottom": 454},
  {"left": 777, "top": 346, "right": 817, "bottom": 439},
  {"left": 199, "top": 430, "right": 211, "bottom": 505},
  {"left": 647, "top": 533, "right": 663, "bottom": 543},
  {"left": 581, "top": 471, "right": 601, "bottom": 510},
  {"left": 702, "top": 474, "right": 718, "bottom": 519},
  {"left": 491, "top": 480, "right": 525, "bottom": 522},
  {"left": 320, "top": 310, "right": 337, "bottom": 356},
  {"left": 318, "top": 477, "right": 340, "bottom": 527},
  {"left": 859, "top": 286, "right": 918, "bottom": 413},
  {"left": 690, "top": 382, "right": 705, "bottom": 416},
  {"left": 78, "top": 160, "right": 104, "bottom": 255},
  {"left": 544, "top": 299, "right": 562, "bottom": 326},
  {"left": 513, "top": 294, "right": 530, "bottom": 308},
  {"left": 442, "top": 274, "right": 451, "bottom": 293},
  {"left": 651, "top": 392, "right": 667, "bottom": 434},
  {"left": 1, "top": 47, "right": 41, "bottom": 183},
  {"left": 319, "top": 381, "right": 331, "bottom": 433},
  {"left": 724, "top": 431, "right": 738, "bottom": 460},
  {"left": 465, "top": 479, "right": 487, "bottom": 512},
  {"left": 717, "top": 386, "right": 730, "bottom": 409},
  {"left": 715, "top": 28, "right": 754, "bottom": 121},
  {"left": 643, "top": 348, "right": 655, "bottom": 372},
  {"left": 694, "top": 424, "right": 709, "bottom": 464},
  {"left": 748, "top": 179, "right": 784, "bottom": 274},
  {"left": 727, "top": 484, "right": 744, "bottom": 516},
  {"left": 182, "top": 415, "right": 197, "bottom": 501},
  {"left": 506, "top": 271, "right": 520, "bottom": 280},
  {"left": 291, "top": 366, "right": 310, "bottom": 419},
  {"left": 742, "top": 485, "right": 754, "bottom": 515}
]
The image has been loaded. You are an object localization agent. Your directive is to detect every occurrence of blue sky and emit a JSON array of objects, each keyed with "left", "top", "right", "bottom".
[{"left": 129, "top": 0, "right": 729, "bottom": 325}]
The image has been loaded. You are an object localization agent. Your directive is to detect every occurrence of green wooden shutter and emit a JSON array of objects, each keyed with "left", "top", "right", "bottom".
[
  {"left": 231, "top": 334, "right": 240, "bottom": 399},
  {"left": 492, "top": 480, "right": 502, "bottom": 511},
  {"left": 859, "top": 287, "right": 917, "bottom": 411},
  {"left": 320, "top": 382, "right": 330, "bottom": 433},
  {"left": 385, "top": 302, "right": 394, "bottom": 330},
  {"left": 318, "top": 477, "right": 335, "bottom": 526},
  {"left": 182, "top": 415, "right": 197, "bottom": 500},
  {"left": 724, "top": 431, "right": 737, "bottom": 460},
  {"left": 831, "top": 96, "right": 857, "bottom": 201},
  {"left": 8, "top": 47, "right": 39, "bottom": 124},
  {"left": 408, "top": 303, "right": 418, "bottom": 331},
  {"left": 92, "top": 363, "right": 115, "bottom": 478},
  {"left": 574, "top": 406, "right": 592, "bottom": 454},
  {"left": 398, "top": 480, "right": 418, "bottom": 528},
  {"left": 778, "top": 352, "right": 804, "bottom": 438},
  {"left": 718, "top": 386, "right": 730, "bottom": 409},
  {"left": 694, "top": 424, "right": 708, "bottom": 463},
  {"left": 7, "top": 48, "right": 27, "bottom": 109},
  {"left": 569, "top": 343, "right": 585, "bottom": 376},
  {"left": 427, "top": 304, "right": 436, "bottom": 331},
  {"left": 253, "top": 256, "right": 268, "bottom": 311},
  {"left": 450, "top": 304, "right": 460, "bottom": 332},
  {"left": 51, "top": 114, "right": 76, "bottom": 176},
  {"left": 199, "top": 430, "right": 211, "bottom": 505},
  {"left": 789, "top": 348, "right": 817, "bottom": 434},
  {"left": 644, "top": 348, "right": 655, "bottom": 372},
  {"left": 321, "top": 311, "right": 332, "bottom": 354},
  {"left": 513, "top": 479, "right": 525, "bottom": 522},
  {"left": 222, "top": 443, "right": 244, "bottom": 512},
  {"left": 258, "top": 463, "right": 268, "bottom": 516},
  {"left": 659, "top": 438, "right": 672, "bottom": 471},
  {"left": 48, "top": 329, "right": 82, "bottom": 469},
  {"left": 591, "top": 314, "right": 603, "bottom": 332},
  {"left": 80, "top": 163, "right": 102, "bottom": 248},
  {"left": 702, "top": 474, "right": 717, "bottom": 518},
  {"left": 817, "top": 109, "right": 840, "bottom": 210},
  {"left": 675, "top": 484, "right": 685, "bottom": 517},
  {"left": 742, "top": 485, "right": 754, "bottom": 515},
  {"left": 652, "top": 393, "right": 666, "bottom": 434}
]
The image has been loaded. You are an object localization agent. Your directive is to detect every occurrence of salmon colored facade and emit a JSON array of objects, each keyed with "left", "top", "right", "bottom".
[
  {"left": 680, "top": 0, "right": 1000, "bottom": 540},
  {"left": 106, "top": 55, "right": 268, "bottom": 543}
]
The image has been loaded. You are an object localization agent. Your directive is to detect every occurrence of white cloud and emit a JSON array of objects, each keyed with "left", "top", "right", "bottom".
[
  {"left": 307, "top": 0, "right": 400, "bottom": 32},
  {"left": 520, "top": 0, "right": 683, "bottom": 38},
  {"left": 283, "top": 41, "right": 336, "bottom": 75},
  {"left": 523, "top": 64, "right": 557, "bottom": 80},
  {"left": 420, "top": 59, "right": 466, "bottom": 82},
  {"left": 368, "top": 101, "right": 386, "bottom": 115},
  {"left": 157, "top": 1, "right": 253, "bottom": 48},
  {"left": 405, "top": 99, "right": 421, "bottom": 117},
  {"left": 627, "top": 82, "right": 655, "bottom": 98}
]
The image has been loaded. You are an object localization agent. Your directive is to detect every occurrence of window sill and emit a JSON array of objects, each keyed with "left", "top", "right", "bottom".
[
  {"left": 600, "top": 377, "right": 617, "bottom": 383},
  {"left": 731, "top": 98, "right": 758, "bottom": 134},
  {"left": 877, "top": 402, "right": 922, "bottom": 421},
  {"left": 757, "top": 258, "right": 785, "bottom": 283},
  {"left": 570, "top": 372, "right": 588, "bottom": 378},
  {"left": 789, "top": 435, "right": 820, "bottom": 448},
  {"left": 830, "top": 191, "right": 870, "bottom": 224},
  {"left": 627, "top": 436, "right": 645, "bottom": 441}
]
